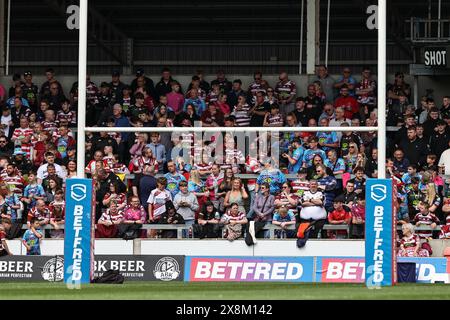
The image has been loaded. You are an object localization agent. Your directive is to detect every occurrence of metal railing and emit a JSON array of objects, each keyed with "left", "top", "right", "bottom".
[
  {"left": 20, "top": 223, "right": 443, "bottom": 240},
  {"left": 408, "top": 18, "right": 450, "bottom": 43}
]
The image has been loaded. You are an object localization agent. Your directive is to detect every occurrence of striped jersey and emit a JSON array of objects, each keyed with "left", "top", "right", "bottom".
[
  {"left": 275, "top": 80, "right": 297, "bottom": 100},
  {"left": 42, "top": 121, "right": 58, "bottom": 133},
  {"left": 232, "top": 104, "right": 251, "bottom": 127},
  {"left": 266, "top": 113, "right": 284, "bottom": 126},
  {"left": 248, "top": 82, "right": 267, "bottom": 97},
  {"left": 12, "top": 127, "right": 33, "bottom": 141},
  {"left": 99, "top": 209, "right": 123, "bottom": 224},
  {"left": 291, "top": 179, "right": 310, "bottom": 197},
  {"left": 413, "top": 212, "right": 440, "bottom": 238},
  {"left": 3, "top": 174, "right": 26, "bottom": 196},
  {"left": 56, "top": 110, "right": 77, "bottom": 125}
]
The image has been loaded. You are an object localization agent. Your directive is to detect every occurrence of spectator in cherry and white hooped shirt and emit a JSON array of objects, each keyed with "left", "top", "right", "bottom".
[
  {"left": 96, "top": 201, "right": 123, "bottom": 238},
  {"left": 275, "top": 71, "right": 297, "bottom": 116},
  {"left": 27, "top": 199, "right": 51, "bottom": 229},
  {"left": 85, "top": 150, "right": 108, "bottom": 176},
  {"left": 398, "top": 223, "right": 430, "bottom": 257},
  {"left": 11, "top": 117, "right": 33, "bottom": 145},
  {"left": 413, "top": 201, "right": 440, "bottom": 240},
  {"left": 42, "top": 110, "right": 58, "bottom": 133},
  {"left": 3, "top": 163, "right": 26, "bottom": 197}
]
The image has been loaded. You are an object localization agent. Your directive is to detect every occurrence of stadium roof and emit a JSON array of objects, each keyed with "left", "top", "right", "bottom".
[{"left": 10, "top": 0, "right": 450, "bottom": 42}]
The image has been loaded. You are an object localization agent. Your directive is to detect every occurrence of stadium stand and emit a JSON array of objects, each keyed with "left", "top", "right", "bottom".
[
  {"left": 0, "top": 1, "right": 449, "bottom": 261},
  {"left": 0, "top": 66, "right": 449, "bottom": 254}
]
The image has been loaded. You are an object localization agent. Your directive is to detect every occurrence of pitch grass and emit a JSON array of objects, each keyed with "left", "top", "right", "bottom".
[{"left": 0, "top": 282, "right": 449, "bottom": 300}]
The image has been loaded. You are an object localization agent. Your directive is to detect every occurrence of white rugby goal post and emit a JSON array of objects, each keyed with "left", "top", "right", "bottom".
[{"left": 75, "top": 0, "right": 387, "bottom": 176}]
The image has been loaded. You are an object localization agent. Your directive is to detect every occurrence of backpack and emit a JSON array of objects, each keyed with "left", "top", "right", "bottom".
[{"left": 91, "top": 270, "right": 124, "bottom": 284}]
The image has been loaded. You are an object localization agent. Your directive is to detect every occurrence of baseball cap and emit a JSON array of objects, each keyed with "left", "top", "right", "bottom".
[
  {"left": 298, "top": 168, "right": 307, "bottom": 175},
  {"left": 112, "top": 70, "right": 120, "bottom": 77},
  {"left": 136, "top": 68, "right": 145, "bottom": 77},
  {"left": 437, "top": 119, "right": 446, "bottom": 126},
  {"left": 13, "top": 147, "right": 26, "bottom": 156},
  {"left": 100, "top": 82, "right": 110, "bottom": 88}
]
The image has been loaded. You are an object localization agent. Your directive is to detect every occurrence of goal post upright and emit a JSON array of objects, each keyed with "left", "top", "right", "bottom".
[{"left": 377, "top": 0, "right": 387, "bottom": 178}]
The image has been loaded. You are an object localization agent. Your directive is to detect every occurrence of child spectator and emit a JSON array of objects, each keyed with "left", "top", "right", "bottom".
[
  {"left": 272, "top": 206, "right": 296, "bottom": 238},
  {"left": 56, "top": 98, "right": 76, "bottom": 127},
  {"left": 22, "top": 217, "right": 43, "bottom": 255},
  {"left": 22, "top": 172, "right": 46, "bottom": 210},
  {"left": 413, "top": 202, "right": 440, "bottom": 239},
  {"left": 49, "top": 202, "right": 65, "bottom": 239},
  {"left": 350, "top": 194, "right": 365, "bottom": 239},
  {"left": 327, "top": 196, "right": 351, "bottom": 239},
  {"left": 263, "top": 104, "right": 284, "bottom": 127}
]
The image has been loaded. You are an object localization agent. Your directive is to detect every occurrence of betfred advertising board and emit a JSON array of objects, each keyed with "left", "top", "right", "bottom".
[
  {"left": 185, "top": 257, "right": 314, "bottom": 282},
  {"left": 0, "top": 255, "right": 184, "bottom": 282},
  {"left": 316, "top": 257, "right": 449, "bottom": 284}
]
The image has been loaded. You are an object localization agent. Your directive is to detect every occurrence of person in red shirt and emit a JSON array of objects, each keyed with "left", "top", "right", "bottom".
[
  {"left": 334, "top": 85, "right": 359, "bottom": 120},
  {"left": 327, "top": 196, "right": 352, "bottom": 239}
]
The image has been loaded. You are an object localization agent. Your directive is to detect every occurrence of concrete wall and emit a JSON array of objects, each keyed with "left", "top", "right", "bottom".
[
  {"left": 7, "top": 239, "right": 365, "bottom": 256},
  {"left": 8, "top": 238, "right": 448, "bottom": 257}
]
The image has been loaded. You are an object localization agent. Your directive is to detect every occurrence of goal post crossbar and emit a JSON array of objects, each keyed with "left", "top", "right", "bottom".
[{"left": 84, "top": 126, "right": 380, "bottom": 133}]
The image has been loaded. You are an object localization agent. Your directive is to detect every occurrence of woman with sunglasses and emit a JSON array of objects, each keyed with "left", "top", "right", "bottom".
[
  {"left": 343, "top": 143, "right": 359, "bottom": 174},
  {"left": 265, "top": 87, "right": 278, "bottom": 105}
]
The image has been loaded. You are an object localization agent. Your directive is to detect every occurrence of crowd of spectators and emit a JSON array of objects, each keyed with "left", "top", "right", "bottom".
[{"left": 0, "top": 65, "right": 449, "bottom": 256}]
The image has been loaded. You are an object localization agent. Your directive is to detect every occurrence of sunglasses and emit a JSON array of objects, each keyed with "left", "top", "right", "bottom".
[{"left": 349, "top": 146, "right": 356, "bottom": 148}]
